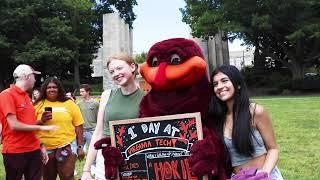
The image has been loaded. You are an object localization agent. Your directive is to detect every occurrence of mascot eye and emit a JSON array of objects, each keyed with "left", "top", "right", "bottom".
[
  {"left": 151, "top": 57, "right": 159, "bottom": 67},
  {"left": 170, "top": 54, "right": 181, "bottom": 65}
]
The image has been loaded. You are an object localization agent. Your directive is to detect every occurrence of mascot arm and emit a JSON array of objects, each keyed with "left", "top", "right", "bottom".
[
  {"left": 188, "top": 127, "right": 220, "bottom": 177},
  {"left": 94, "top": 137, "right": 125, "bottom": 179}
]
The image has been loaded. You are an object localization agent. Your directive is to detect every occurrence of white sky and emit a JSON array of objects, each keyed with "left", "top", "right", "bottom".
[{"left": 132, "top": 0, "right": 246, "bottom": 54}]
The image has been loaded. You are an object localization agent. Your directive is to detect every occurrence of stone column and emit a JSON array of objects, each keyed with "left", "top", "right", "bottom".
[
  {"left": 193, "top": 31, "right": 230, "bottom": 77},
  {"left": 91, "top": 48, "right": 103, "bottom": 77},
  {"left": 102, "top": 12, "right": 132, "bottom": 90}
]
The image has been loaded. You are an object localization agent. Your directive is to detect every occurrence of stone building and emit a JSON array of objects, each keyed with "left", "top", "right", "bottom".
[{"left": 91, "top": 13, "right": 230, "bottom": 91}]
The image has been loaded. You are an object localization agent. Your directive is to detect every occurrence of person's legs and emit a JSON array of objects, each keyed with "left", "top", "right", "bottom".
[
  {"left": 57, "top": 153, "right": 77, "bottom": 180},
  {"left": 42, "top": 152, "right": 58, "bottom": 180},
  {"left": 23, "top": 149, "right": 42, "bottom": 180},
  {"left": 84, "top": 131, "right": 93, "bottom": 152},
  {"left": 3, "top": 152, "right": 25, "bottom": 180}
]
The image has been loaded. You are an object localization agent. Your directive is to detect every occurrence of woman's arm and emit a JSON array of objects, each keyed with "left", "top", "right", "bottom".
[
  {"left": 81, "top": 90, "right": 111, "bottom": 178},
  {"left": 254, "top": 105, "right": 279, "bottom": 174},
  {"left": 75, "top": 125, "right": 85, "bottom": 160}
]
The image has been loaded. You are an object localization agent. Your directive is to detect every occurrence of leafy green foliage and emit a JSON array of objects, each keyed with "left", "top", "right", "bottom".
[
  {"left": 105, "top": 0, "right": 137, "bottom": 28},
  {"left": 134, "top": 52, "right": 147, "bottom": 64},
  {"left": 0, "top": 0, "right": 137, "bottom": 90},
  {"left": 181, "top": 0, "right": 320, "bottom": 80}
]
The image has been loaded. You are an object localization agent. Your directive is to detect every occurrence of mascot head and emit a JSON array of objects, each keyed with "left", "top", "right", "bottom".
[
  {"left": 140, "top": 38, "right": 207, "bottom": 91},
  {"left": 139, "top": 38, "right": 211, "bottom": 120}
]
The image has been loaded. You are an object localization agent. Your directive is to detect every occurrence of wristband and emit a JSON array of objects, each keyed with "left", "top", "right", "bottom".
[{"left": 77, "top": 145, "right": 84, "bottom": 149}]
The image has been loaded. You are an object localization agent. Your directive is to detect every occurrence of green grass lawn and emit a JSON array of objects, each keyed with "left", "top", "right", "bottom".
[
  {"left": 0, "top": 147, "right": 85, "bottom": 180},
  {"left": 0, "top": 96, "right": 319, "bottom": 179},
  {"left": 252, "top": 96, "right": 320, "bottom": 180}
]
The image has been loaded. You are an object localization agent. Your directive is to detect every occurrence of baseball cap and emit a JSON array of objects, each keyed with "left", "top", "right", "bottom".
[{"left": 13, "top": 64, "right": 41, "bottom": 78}]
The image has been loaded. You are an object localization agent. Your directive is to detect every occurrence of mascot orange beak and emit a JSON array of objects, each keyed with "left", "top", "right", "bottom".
[{"left": 140, "top": 56, "right": 207, "bottom": 91}]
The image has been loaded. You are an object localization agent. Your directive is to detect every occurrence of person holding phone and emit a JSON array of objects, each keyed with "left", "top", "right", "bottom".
[
  {"left": 34, "top": 77, "right": 85, "bottom": 180},
  {"left": 45, "top": 107, "right": 52, "bottom": 113},
  {"left": 0, "top": 64, "right": 57, "bottom": 180},
  {"left": 36, "top": 107, "right": 52, "bottom": 125}
]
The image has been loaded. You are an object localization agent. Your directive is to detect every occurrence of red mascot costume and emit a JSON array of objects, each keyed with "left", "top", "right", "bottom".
[
  {"left": 139, "top": 38, "right": 231, "bottom": 179},
  {"left": 94, "top": 38, "right": 231, "bottom": 180}
]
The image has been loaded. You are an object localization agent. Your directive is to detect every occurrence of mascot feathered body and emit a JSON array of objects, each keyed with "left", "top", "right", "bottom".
[
  {"left": 139, "top": 38, "right": 210, "bottom": 118},
  {"left": 139, "top": 38, "right": 231, "bottom": 179}
]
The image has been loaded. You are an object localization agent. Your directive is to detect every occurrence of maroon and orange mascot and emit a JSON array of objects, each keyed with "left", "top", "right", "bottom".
[{"left": 95, "top": 38, "right": 231, "bottom": 179}]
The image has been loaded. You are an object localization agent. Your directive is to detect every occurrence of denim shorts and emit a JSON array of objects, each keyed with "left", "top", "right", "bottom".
[
  {"left": 269, "top": 166, "right": 284, "bottom": 180},
  {"left": 47, "top": 140, "right": 78, "bottom": 156}
]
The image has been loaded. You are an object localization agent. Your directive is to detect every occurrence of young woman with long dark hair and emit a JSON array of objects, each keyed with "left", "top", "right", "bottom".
[
  {"left": 210, "top": 65, "right": 283, "bottom": 179},
  {"left": 34, "top": 77, "right": 85, "bottom": 180}
]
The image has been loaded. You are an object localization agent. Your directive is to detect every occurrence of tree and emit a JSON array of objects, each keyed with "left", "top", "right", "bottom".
[
  {"left": 134, "top": 52, "right": 147, "bottom": 64},
  {"left": 0, "top": 0, "right": 137, "bottom": 91},
  {"left": 181, "top": 0, "right": 320, "bottom": 80}
]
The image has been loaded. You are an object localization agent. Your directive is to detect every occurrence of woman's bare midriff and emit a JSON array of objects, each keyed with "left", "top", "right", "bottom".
[{"left": 233, "top": 154, "right": 266, "bottom": 174}]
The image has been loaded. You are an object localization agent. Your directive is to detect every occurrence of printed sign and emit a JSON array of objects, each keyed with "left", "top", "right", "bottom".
[{"left": 109, "top": 112, "right": 206, "bottom": 180}]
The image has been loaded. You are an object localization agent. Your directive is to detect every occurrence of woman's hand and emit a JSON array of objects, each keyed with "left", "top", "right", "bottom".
[
  {"left": 40, "top": 145, "right": 49, "bottom": 164},
  {"left": 231, "top": 168, "right": 270, "bottom": 180},
  {"left": 80, "top": 171, "right": 93, "bottom": 180},
  {"left": 40, "top": 111, "right": 52, "bottom": 123},
  {"left": 77, "top": 148, "right": 85, "bottom": 160}
]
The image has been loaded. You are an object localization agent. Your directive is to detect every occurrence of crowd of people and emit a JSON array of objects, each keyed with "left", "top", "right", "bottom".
[{"left": 0, "top": 53, "right": 283, "bottom": 179}]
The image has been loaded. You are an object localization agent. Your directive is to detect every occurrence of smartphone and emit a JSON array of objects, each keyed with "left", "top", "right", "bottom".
[{"left": 44, "top": 107, "right": 52, "bottom": 113}]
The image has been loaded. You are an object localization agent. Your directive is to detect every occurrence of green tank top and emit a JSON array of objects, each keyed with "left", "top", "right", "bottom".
[{"left": 103, "top": 88, "right": 145, "bottom": 136}]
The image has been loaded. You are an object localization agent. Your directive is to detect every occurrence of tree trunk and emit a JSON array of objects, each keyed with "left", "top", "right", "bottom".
[
  {"left": 74, "top": 55, "right": 80, "bottom": 90},
  {"left": 291, "top": 60, "right": 304, "bottom": 80},
  {"left": 72, "top": 8, "right": 80, "bottom": 91},
  {"left": 290, "top": 38, "right": 304, "bottom": 80},
  {"left": 0, "top": 77, "right": 6, "bottom": 91},
  {"left": 0, "top": 56, "right": 13, "bottom": 91},
  {"left": 264, "top": 50, "right": 303, "bottom": 80},
  {"left": 253, "top": 47, "right": 265, "bottom": 71}
]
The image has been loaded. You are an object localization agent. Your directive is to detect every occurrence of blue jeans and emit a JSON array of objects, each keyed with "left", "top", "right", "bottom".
[{"left": 84, "top": 130, "right": 94, "bottom": 152}]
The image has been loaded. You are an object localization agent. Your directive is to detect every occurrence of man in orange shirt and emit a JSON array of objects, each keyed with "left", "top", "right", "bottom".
[{"left": 0, "top": 64, "right": 57, "bottom": 180}]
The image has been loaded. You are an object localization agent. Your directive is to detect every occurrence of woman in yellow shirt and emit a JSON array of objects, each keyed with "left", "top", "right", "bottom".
[{"left": 34, "top": 77, "right": 85, "bottom": 180}]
